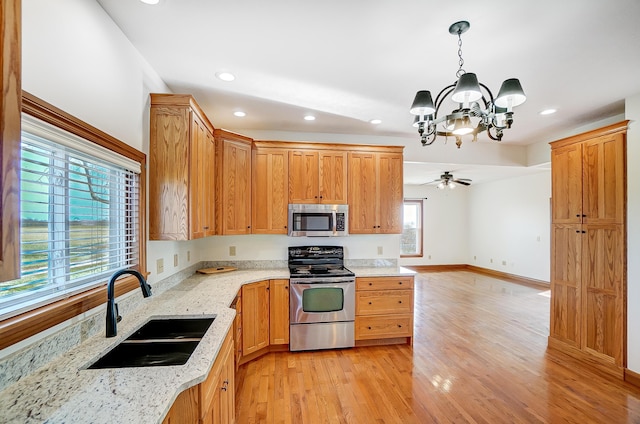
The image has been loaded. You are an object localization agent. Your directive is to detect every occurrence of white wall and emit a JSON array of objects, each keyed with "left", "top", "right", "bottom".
[
  {"left": 626, "top": 92, "right": 640, "bottom": 373},
  {"left": 400, "top": 185, "right": 468, "bottom": 266},
  {"left": 467, "top": 172, "right": 551, "bottom": 281}
]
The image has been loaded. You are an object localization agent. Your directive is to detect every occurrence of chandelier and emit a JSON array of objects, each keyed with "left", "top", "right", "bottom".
[{"left": 410, "top": 21, "right": 526, "bottom": 148}]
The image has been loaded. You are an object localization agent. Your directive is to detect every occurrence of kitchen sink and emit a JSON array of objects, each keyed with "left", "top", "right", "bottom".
[{"left": 87, "top": 316, "right": 215, "bottom": 369}]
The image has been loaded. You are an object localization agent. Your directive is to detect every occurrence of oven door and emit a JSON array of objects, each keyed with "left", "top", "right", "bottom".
[{"left": 290, "top": 279, "right": 355, "bottom": 324}]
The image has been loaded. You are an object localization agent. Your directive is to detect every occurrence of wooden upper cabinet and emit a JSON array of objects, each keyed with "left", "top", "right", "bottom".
[
  {"left": 551, "top": 143, "right": 583, "bottom": 224},
  {"left": 149, "top": 94, "right": 215, "bottom": 240},
  {"left": 318, "top": 151, "right": 348, "bottom": 204},
  {"left": 252, "top": 146, "right": 288, "bottom": 234},
  {"left": 377, "top": 153, "right": 404, "bottom": 234},
  {"left": 214, "top": 129, "right": 252, "bottom": 235},
  {"left": 289, "top": 149, "right": 347, "bottom": 204},
  {"left": 582, "top": 133, "right": 625, "bottom": 225},
  {"left": 348, "top": 149, "right": 403, "bottom": 234},
  {"left": 0, "top": 0, "right": 21, "bottom": 282}
]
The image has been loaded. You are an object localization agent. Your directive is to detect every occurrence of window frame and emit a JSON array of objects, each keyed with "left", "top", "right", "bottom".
[
  {"left": 0, "top": 91, "right": 147, "bottom": 350},
  {"left": 400, "top": 199, "right": 423, "bottom": 258}
]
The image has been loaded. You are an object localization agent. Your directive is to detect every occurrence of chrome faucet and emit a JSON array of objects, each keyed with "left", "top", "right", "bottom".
[{"left": 106, "top": 269, "right": 152, "bottom": 337}]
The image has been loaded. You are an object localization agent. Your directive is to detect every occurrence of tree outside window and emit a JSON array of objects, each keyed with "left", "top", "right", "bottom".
[{"left": 401, "top": 200, "right": 422, "bottom": 257}]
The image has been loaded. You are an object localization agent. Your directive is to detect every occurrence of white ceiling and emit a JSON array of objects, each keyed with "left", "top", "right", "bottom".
[{"left": 97, "top": 0, "right": 640, "bottom": 186}]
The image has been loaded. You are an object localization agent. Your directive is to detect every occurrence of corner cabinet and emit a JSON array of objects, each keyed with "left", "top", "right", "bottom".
[
  {"left": 214, "top": 129, "right": 252, "bottom": 235},
  {"left": 149, "top": 94, "right": 215, "bottom": 240},
  {"left": 549, "top": 120, "right": 628, "bottom": 373},
  {"left": 241, "top": 280, "right": 270, "bottom": 356},
  {"left": 252, "top": 144, "right": 289, "bottom": 234},
  {"left": 348, "top": 149, "right": 404, "bottom": 234}
]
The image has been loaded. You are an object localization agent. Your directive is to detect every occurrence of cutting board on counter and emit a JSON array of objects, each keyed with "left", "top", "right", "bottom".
[{"left": 196, "top": 266, "right": 237, "bottom": 275}]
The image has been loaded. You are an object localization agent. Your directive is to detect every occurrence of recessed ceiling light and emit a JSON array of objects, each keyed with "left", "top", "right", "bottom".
[
  {"left": 215, "top": 72, "right": 235, "bottom": 82},
  {"left": 139, "top": 0, "right": 159, "bottom": 4},
  {"left": 233, "top": 111, "right": 246, "bottom": 117},
  {"left": 304, "top": 115, "right": 316, "bottom": 121},
  {"left": 369, "top": 119, "right": 382, "bottom": 125},
  {"left": 540, "top": 108, "right": 557, "bottom": 115}
]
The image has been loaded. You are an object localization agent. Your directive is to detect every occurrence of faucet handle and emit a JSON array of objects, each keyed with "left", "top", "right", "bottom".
[{"left": 115, "top": 303, "right": 122, "bottom": 323}]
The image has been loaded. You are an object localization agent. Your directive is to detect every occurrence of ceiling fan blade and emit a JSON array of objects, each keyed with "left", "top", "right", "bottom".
[
  {"left": 456, "top": 178, "right": 472, "bottom": 182},
  {"left": 454, "top": 180, "right": 471, "bottom": 186}
]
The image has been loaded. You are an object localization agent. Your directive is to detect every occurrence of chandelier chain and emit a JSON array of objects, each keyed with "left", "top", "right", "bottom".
[{"left": 456, "top": 32, "right": 465, "bottom": 78}]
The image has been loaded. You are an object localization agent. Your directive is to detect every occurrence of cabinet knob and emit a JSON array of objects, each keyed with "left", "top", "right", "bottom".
[
  {"left": 398, "top": 324, "right": 402, "bottom": 328},
  {"left": 582, "top": 214, "right": 586, "bottom": 217},
  {"left": 320, "top": 196, "right": 323, "bottom": 199},
  {"left": 203, "top": 226, "right": 209, "bottom": 230},
  {"left": 368, "top": 326, "right": 372, "bottom": 330},
  {"left": 285, "top": 286, "right": 288, "bottom": 289},
  {"left": 368, "top": 282, "right": 373, "bottom": 286},
  {"left": 398, "top": 281, "right": 403, "bottom": 285},
  {"left": 576, "top": 214, "right": 580, "bottom": 217},
  {"left": 398, "top": 300, "right": 402, "bottom": 304},
  {"left": 368, "top": 301, "right": 372, "bottom": 305},
  {"left": 247, "top": 226, "right": 251, "bottom": 229}
]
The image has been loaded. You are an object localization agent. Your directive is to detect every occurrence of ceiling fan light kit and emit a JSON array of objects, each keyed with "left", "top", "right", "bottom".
[
  {"left": 410, "top": 21, "right": 526, "bottom": 148},
  {"left": 428, "top": 171, "right": 471, "bottom": 189}
]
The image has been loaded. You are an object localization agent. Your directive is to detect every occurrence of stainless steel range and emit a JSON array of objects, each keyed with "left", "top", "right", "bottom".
[{"left": 288, "top": 246, "right": 355, "bottom": 352}]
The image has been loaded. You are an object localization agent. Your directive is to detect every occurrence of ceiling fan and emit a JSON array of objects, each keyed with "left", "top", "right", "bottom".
[{"left": 424, "top": 171, "right": 472, "bottom": 189}]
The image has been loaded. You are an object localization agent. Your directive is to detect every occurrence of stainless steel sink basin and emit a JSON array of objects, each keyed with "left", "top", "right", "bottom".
[{"left": 87, "top": 316, "right": 215, "bottom": 369}]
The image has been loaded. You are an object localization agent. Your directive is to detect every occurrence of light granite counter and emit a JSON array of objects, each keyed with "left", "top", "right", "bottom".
[
  {"left": 0, "top": 266, "right": 413, "bottom": 423},
  {"left": 0, "top": 269, "right": 288, "bottom": 424},
  {"left": 350, "top": 266, "right": 416, "bottom": 277}
]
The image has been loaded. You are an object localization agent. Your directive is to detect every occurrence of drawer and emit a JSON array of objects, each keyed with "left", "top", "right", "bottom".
[
  {"left": 356, "top": 290, "right": 413, "bottom": 315},
  {"left": 356, "top": 276, "right": 414, "bottom": 291},
  {"left": 355, "top": 315, "right": 413, "bottom": 340}
]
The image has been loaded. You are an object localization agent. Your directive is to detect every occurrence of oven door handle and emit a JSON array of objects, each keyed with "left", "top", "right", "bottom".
[{"left": 291, "top": 279, "right": 355, "bottom": 285}]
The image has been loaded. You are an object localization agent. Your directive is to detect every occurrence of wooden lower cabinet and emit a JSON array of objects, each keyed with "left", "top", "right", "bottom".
[
  {"left": 269, "top": 279, "right": 290, "bottom": 345},
  {"left": 242, "top": 281, "right": 270, "bottom": 356},
  {"left": 162, "top": 328, "right": 235, "bottom": 424},
  {"left": 355, "top": 276, "right": 414, "bottom": 344}
]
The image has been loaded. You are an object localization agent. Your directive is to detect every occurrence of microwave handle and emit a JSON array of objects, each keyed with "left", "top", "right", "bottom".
[{"left": 332, "top": 210, "right": 337, "bottom": 234}]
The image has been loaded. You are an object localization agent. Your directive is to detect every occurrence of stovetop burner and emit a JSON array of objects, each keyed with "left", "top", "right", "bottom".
[{"left": 288, "top": 246, "right": 354, "bottom": 279}]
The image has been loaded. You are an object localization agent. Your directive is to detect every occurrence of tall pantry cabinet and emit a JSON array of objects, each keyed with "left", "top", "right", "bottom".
[{"left": 549, "top": 120, "right": 628, "bottom": 373}]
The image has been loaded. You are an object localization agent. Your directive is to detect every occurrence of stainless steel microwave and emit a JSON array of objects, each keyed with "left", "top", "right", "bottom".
[{"left": 288, "top": 204, "right": 348, "bottom": 237}]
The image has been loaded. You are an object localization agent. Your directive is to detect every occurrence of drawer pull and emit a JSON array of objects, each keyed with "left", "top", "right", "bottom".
[
  {"left": 398, "top": 324, "right": 402, "bottom": 328},
  {"left": 398, "top": 281, "right": 403, "bottom": 285},
  {"left": 369, "top": 282, "right": 373, "bottom": 286}
]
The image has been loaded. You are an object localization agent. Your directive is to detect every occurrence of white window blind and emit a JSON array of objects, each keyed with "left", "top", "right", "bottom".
[{"left": 0, "top": 115, "right": 141, "bottom": 319}]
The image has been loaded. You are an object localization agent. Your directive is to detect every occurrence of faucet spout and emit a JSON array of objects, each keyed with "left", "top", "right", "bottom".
[{"left": 106, "top": 269, "right": 152, "bottom": 338}]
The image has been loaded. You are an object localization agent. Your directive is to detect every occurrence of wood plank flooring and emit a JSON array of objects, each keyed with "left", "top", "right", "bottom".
[{"left": 235, "top": 271, "right": 640, "bottom": 423}]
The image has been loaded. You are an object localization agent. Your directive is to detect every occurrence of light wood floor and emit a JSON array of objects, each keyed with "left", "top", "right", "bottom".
[{"left": 235, "top": 271, "right": 640, "bottom": 423}]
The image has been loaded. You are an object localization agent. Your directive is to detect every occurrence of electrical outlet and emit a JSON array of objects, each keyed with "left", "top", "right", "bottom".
[
  {"left": 490, "top": 258, "right": 493, "bottom": 263},
  {"left": 174, "top": 254, "right": 178, "bottom": 267},
  {"left": 377, "top": 246, "right": 383, "bottom": 255},
  {"left": 428, "top": 254, "right": 431, "bottom": 259},
  {"left": 473, "top": 255, "right": 477, "bottom": 260},
  {"left": 502, "top": 260, "right": 507, "bottom": 266},
  {"left": 156, "top": 258, "right": 164, "bottom": 274},
  {"left": 187, "top": 251, "right": 191, "bottom": 262},
  {"left": 229, "top": 246, "right": 236, "bottom": 256},
  {"left": 536, "top": 235, "right": 541, "bottom": 242}
]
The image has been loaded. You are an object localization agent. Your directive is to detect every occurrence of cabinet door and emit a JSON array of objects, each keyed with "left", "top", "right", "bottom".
[
  {"left": 220, "top": 341, "right": 235, "bottom": 424},
  {"left": 582, "top": 133, "right": 625, "bottom": 225},
  {"left": 288, "top": 150, "right": 319, "bottom": 203},
  {"left": 162, "top": 385, "right": 199, "bottom": 424},
  {"left": 252, "top": 148, "right": 288, "bottom": 234},
  {"left": 242, "top": 281, "right": 270, "bottom": 355},
  {"left": 318, "top": 151, "right": 347, "bottom": 204},
  {"left": 348, "top": 152, "right": 378, "bottom": 234},
  {"left": 550, "top": 224, "right": 582, "bottom": 348},
  {"left": 220, "top": 139, "right": 252, "bottom": 234},
  {"left": 551, "top": 143, "right": 583, "bottom": 224},
  {"left": 149, "top": 106, "right": 190, "bottom": 240},
  {"left": 269, "top": 279, "right": 290, "bottom": 345},
  {"left": 203, "top": 128, "right": 216, "bottom": 237},
  {"left": 377, "top": 152, "right": 403, "bottom": 234},
  {"left": 190, "top": 114, "right": 207, "bottom": 239},
  {"left": 582, "top": 224, "right": 624, "bottom": 365}
]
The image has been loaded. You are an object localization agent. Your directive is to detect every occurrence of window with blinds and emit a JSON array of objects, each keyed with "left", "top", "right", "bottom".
[{"left": 0, "top": 115, "right": 141, "bottom": 319}]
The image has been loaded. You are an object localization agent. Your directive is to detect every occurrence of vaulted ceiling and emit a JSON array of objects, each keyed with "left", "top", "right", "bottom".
[{"left": 97, "top": 0, "right": 640, "bottom": 185}]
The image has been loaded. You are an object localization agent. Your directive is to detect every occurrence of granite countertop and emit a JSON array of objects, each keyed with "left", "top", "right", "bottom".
[{"left": 0, "top": 266, "right": 413, "bottom": 423}]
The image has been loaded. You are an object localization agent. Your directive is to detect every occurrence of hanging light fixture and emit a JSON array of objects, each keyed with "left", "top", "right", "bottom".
[{"left": 410, "top": 21, "right": 526, "bottom": 148}]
